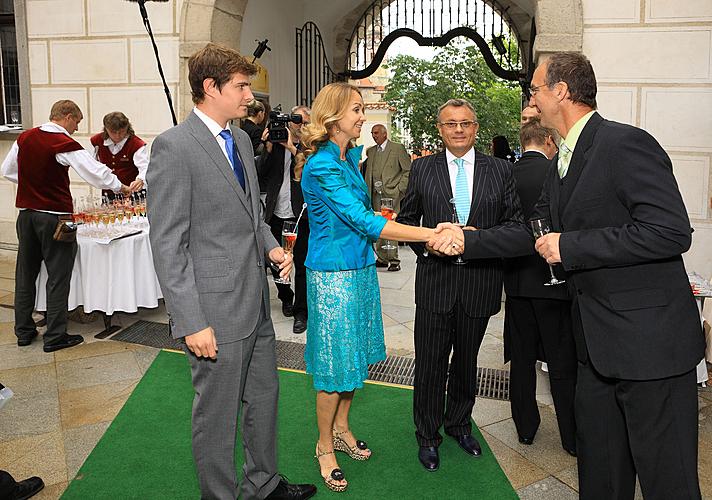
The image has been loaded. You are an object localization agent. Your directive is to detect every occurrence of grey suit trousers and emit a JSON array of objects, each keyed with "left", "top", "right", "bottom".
[{"left": 183, "top": 303, "right": 280, "bottom": 500}]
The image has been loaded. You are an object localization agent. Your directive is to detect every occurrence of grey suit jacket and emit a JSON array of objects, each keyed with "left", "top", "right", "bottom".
[
  {"left": 147, "top": 111, "right": 278, "bottom": 343},
  {"left": 364, "top": 140, "right": 411, "bottom": 211}
]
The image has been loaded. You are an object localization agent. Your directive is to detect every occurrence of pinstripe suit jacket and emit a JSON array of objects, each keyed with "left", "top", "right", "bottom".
[{"left": 397, "top": 150, "right": 524, "bottom": 317}]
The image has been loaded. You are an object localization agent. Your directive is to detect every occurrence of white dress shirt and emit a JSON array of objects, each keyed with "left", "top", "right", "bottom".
[
  {"left": 1, "top": 122, "right": 123, "bottom": 213},
  {"left": 93, "top": 136, "right": 149, "bottom": 182},
  {"left": 378, "top": 139, "right": 389, "bottom": 152},
  {"left": 273, "top": 146, "right": 295, "bottom": 219},
  {"left": 193, "top": 107, "right": 233, "bottom": 165},
  {"left": 445, "top": 147, "right": 476, "bottom": 202}
]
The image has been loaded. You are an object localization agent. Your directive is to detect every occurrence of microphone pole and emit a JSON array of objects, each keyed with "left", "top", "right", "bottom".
[{"left": 130, "top": 0, "right": 178, "bottom": 126}]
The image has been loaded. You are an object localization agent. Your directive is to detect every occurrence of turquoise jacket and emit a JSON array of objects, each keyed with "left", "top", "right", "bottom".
[{"left": 301, "top": 140, "right": 387, "bottom": 271}]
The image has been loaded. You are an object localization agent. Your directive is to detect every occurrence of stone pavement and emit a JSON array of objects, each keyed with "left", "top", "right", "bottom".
[{"left": 0, "top": 249, "right": 710, "bottom": 499}]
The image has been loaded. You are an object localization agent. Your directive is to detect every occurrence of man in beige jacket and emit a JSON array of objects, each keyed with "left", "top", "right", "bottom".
[{"left": 364, "top": 124, "right": 411, "bottom": 271}]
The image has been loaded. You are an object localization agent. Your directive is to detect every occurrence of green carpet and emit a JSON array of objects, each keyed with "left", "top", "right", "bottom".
[{"left": 61, "top": 350, "right": 516, "bottom": 499}]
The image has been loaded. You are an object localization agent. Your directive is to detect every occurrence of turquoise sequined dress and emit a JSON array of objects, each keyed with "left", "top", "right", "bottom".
[
  {"left": 300, "top": 141, "right": 388, "bottom": 392},
  {"left": 305, "top": 266, "right": 385, "bottom": 392}
]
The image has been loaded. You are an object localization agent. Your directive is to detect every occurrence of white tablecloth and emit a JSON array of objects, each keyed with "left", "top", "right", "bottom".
[{"left": 35, "top": 230, "right": 163, "bottom": 315}]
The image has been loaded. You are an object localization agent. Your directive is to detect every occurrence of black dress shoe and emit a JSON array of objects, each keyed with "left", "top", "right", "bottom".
[
  {"left": 418, "top": 446, "right": 439, "bottom": 471},
  {"left": 564, "top": 445, "right": 577, "bottom": 457},
  {"left": 12, "top": 475, "right": 44, "bottom": 500},
  {"left": 454, "top": 434, "right": 482, "bottom": 456},
  {"left": 375, "top": 260, "right": 388, "bottom": 268},
  {"left": 17, "top": 331, "right": 38, "bottom": 347},
  {"left": 43, "top": 334, "right": 84, "bottom": 353},
  {"left": 282, "top": 302, "right": 294, "bottom": 317},
  {"left": 387, "top": 263, "right": 401, "bottom": 272},
  {"left": 518, "top": 435, "right": 534, "bottom": 445},
  {"left": 265, "top": 478, "right": 317, "bottom": 500},
  {"left": 292, "top": 317, "right": 307, "bottom": 334}
]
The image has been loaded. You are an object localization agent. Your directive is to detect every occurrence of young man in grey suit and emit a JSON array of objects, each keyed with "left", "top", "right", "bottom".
[
  {"left": 364, "top": 124, "right": 411, "bottom": 271},
  {"left": 147, "top": 43, "right": 316, "bottom": 500}
]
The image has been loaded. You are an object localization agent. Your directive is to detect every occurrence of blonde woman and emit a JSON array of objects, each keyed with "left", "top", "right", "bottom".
[{"left": 297, "top": 82, "right": 462, "bottom": 492}]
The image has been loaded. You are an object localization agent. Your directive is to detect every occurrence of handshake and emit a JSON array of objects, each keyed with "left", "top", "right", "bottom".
[{"left": 427, "top": 222, "right": 471, "bottom": 256}]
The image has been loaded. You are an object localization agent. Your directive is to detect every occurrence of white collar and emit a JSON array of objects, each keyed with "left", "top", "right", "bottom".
[
  {"left": 103, "top": 136, "right": 129, "bottom": 149},
  {"left": 523, "top": 148, "right": 549, "bottom": 159},
  {"left": 445, "top": 147, "right": 476, "bottom": 167},
  {"left": 379, "top": 139, "right": 389, "bottom": 151},
  {"left": 40, "top": 122, "right": 71, "bottom": 136},
  {"left": 193, "top": 107, "right": 228, "bottom": 138}
]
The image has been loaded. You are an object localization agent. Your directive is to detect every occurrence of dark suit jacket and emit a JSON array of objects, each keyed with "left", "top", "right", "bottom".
[
  {"left": 257, "top": 142, "right": 305, "bottom": 223},
  {"left": 532, "top": 112, "right": 703, "bottom": 380},
  {"left": 397, "top": 150, "right": 524, "bottom": 317},
  {"left": 503, "top": 151, "right": 568, "bottom": 300},
  {"left": 240, "top": 119, "right": 264, "bottom": 154}
]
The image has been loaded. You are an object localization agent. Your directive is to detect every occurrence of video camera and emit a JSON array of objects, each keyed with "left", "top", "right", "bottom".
[{"left": 267, "top": 105, "right": 303, "bottom": 142}]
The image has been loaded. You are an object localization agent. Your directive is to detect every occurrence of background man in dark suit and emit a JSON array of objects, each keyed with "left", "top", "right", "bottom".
[
  {"left": 527, "top": 52, "right": 703, "bottom": 499},
  {"left": 148, "top": 43, "right": 314, "bottom": 500},
  {"left": 503, "top": 120, "right": 577, "bottom": 455},
  {"left": 257, "top": 105, "right": 311, "bottom": 333},
  {"left": 397, "top": 98, "right": 524, "bottom": 471},
  {"left": 364, "top": 124, "right": 411, "bottom": 271}
]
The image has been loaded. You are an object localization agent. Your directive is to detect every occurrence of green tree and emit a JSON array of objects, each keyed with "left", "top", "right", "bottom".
[{"left": 383, "top": 41, "right": 521, "bottom": 154}]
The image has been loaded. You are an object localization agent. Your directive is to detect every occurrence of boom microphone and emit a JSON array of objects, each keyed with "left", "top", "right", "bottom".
[{"left": 125, "top": 0, "right": 177, "bottom": 126}]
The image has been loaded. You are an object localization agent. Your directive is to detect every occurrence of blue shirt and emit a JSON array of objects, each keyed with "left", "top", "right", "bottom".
[{"left": 301, "top": 140, "right": 388, "bottom": 271}]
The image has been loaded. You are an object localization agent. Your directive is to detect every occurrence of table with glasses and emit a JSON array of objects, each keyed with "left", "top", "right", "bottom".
[
  {"left": 34, "top": 217, "right": 162, "bottom": 338},
  {"left": 689, "top": 272, "right": 712, "bottom": 385}
]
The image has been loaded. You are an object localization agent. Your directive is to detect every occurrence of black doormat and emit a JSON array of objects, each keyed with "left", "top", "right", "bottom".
[{"left": 113, "top": 320, "right": 510, "bottom": 401}]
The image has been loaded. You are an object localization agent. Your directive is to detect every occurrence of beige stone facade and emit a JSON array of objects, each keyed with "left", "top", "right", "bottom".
[{"left": 1, "top": 0, "right": 710, "bottom": 275}]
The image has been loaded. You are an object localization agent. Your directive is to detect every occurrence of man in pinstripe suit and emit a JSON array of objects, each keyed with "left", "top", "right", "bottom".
[{"left": 397, "top": 98, "right": 525, "bottom": 471}]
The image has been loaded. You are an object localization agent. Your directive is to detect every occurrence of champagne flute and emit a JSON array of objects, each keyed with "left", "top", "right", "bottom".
[
  {"left": 373, "top": 180, "right": 383, "bottom": 209},
  {"left": 380, "top": 197, "right": 397, "bottom": 251},
  {"left": 449, "top": 198, "right": 466, "bottom": 265},
  {"left": 530, "top": 218, "right": 566, "bottom": 286},
  {"left": 274, "top": 220, "right": 297, "bottom": 285}
]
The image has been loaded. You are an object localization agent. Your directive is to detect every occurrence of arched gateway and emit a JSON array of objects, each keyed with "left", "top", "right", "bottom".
[{"left": 178, "top": 0, "right": 583, "bottom": 117}]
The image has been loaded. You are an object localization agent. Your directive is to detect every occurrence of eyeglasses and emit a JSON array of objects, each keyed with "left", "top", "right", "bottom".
[
  {"left": 529, "top": 84, "right": 545, "bottom": 96},
  {"left": 438, "top": 121, "right": 477, "bottom": 130}
]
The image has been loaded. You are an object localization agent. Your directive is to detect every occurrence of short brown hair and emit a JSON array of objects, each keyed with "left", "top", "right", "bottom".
[
  {"left": 49, "top": 100, "right": 82, "bottom": 120},
  {"left": 101, "top": 111, "right": 135, "bottom": 140},
  {"left": 544, "top": 52, "right": 597, "bottom": 109},
  {"left": 188, "top": 43, "right": 257, "bottom": 104},
  {"left": 520, "top": 119, "right": 556, "bottom": 149}
]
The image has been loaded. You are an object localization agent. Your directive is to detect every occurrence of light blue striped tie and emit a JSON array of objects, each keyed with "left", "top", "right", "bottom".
[{"left": 454, "top": 158, "right": 470, "bottom": 224}]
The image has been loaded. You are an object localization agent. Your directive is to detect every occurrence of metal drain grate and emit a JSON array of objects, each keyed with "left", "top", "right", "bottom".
[
  {"left": 109, "top": 321, "right": 510, "bottom": 401},
  {"left": 111, "top": 320, "right": 183, "bottom": 350}
]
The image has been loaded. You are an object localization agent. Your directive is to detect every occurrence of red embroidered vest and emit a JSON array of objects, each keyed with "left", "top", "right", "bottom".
[
  {"left": 16, "top": 128, "right": 84, "bottom": 213},
  {"left": 90, "top": 133, "right": 145, "bottom": 186}
]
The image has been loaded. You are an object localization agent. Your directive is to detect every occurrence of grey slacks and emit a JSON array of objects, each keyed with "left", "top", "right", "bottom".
[{"left": 183, "top": 305, "right": 280, "bottom": 500}]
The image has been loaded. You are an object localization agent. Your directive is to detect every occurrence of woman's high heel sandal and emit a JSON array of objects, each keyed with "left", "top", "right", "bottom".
[
  {"left": 315, "top": 443, "right": 348, "bottom": 492},
  {"left": 332, "top": 428, "right": 371, "bottom": 461}
]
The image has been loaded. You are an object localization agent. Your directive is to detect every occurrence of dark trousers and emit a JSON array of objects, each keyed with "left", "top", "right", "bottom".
[
  {"left": 505, "top": 296, "right": 577, "bottom": 449},
  {"left": 268, "top": 215, "right": 308, "bottom": 319},
  {"left": 413, "top": 306, "right": 489, "bottom": 447},
  {"left": 15, "top": 210, "right": 77, "bottom": 345},
  {"left": 576, "top": 361, "right": 700, "bottom": 500}
]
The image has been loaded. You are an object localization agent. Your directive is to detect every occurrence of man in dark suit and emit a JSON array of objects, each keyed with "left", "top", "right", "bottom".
[
  {"left": 397, "top": 98, "right": 525, "bottom": 471},
  {"left": 257, "top": 105, "right": 311, "bottom": 333},
  {"left": 503, "top": 120, "right": 577, "bottom": 455},
  {"left": 518, "top": 52, "right": 702, "bottom": 499},
  {"left": 148, "top": 43, "right": 315, "bottom": 500}
]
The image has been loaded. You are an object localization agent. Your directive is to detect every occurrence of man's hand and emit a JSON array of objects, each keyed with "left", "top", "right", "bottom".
[
  {"left": 129, "top": 179, "right": 144, "bottom": 192},
  {"left": 534, "top": 233, "right": 561, "bottom": 264},
  {"left": 185, "top": 326, "right": 218, "bottom": 359},
  {"left": 430, "top": 223, "right": 465, "bottom": 255},
  {"left": 261, "top": 127, "right": 273, "bottom": 153},
  {"left": 119, "top": 184, "right": 131, "bottom": 195},
  {"left": 269, "top": 247, "right": 293, "bottom": 279}
]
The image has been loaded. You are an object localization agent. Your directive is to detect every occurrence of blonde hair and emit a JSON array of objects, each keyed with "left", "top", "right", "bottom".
[{"left": 294, "top": 82, "right": 362, "bottom": 180}]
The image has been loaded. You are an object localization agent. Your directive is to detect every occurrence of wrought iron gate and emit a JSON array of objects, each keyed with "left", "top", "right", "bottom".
[{"left": 295, "top": 22, "right": 342, "bottom": 107}]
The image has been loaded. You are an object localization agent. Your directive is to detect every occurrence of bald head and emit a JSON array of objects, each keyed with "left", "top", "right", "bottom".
[{"left": 371, "top": 124, "right": 387, "bottom": 146}]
